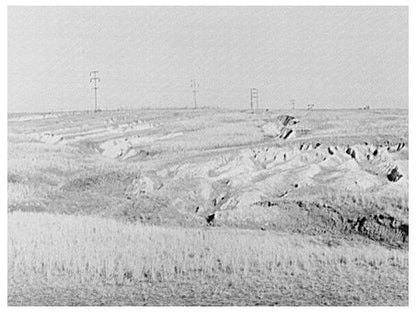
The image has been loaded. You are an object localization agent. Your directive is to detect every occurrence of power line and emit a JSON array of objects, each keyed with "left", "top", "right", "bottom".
[
  {"left": 90, "top": 71, "right": 100, "bottom": 112},
  {"left": 250, "top": 88, "right": 258, "bottom": 112},
  {"left": 190, "top": 80, "right": 199, "bottom": 109}
]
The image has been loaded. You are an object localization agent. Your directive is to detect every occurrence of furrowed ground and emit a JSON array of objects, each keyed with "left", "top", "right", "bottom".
[{"left": 8, "top": 108, "right": 408, "bottom": 305}]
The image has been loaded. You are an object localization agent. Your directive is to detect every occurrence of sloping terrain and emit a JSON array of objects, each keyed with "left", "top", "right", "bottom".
[{"left": 8, "top": 108, "right": 408, "bottom": 305}]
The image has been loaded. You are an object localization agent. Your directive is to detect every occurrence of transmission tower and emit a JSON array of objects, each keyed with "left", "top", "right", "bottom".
[
  {"left": 190, "top": 80, "right": 199, "bottom": 109},
  {"left": 290, "top": 99, "right": 295, "bottom": 111},
  {"left": 90, "top": 71, "right": 100, "bottom": 112},
  {"left": 250, "top": 88, "right": 258, "bottom": 112}
]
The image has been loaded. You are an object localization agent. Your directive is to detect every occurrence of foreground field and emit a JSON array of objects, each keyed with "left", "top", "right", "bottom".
[
  {"left": 8, "top": 108, "right": 408, "bottom": 305},
  {"left": 8, "top": 212, "right": 408, "bottom": 305}
]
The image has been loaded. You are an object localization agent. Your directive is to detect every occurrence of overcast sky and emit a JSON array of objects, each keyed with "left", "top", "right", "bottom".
[{"left": 8, "top": 6, "right": 408, "bottom": 113}]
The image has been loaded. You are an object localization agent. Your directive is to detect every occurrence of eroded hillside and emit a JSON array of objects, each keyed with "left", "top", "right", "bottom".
[{"left": 8, "top": 109, "right": 408, "bottom": 247}]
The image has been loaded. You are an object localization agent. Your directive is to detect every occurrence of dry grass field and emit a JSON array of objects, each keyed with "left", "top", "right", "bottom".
[{"left": 8, "top": 108, "right": 408, "bottom": 305}]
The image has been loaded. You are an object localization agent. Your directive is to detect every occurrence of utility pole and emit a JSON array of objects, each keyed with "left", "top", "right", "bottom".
[
  {"left": 290, "top": 99, "right": 295, "bottom": 111},
  {"left": 90, "top": 71, "right": 100, "bottom": 112},
  {"left": 250, "top": 88, "right": 258, "bottom": 112},
  {"left": 190, "top": 80, "right": 199, "bottom": 109}
]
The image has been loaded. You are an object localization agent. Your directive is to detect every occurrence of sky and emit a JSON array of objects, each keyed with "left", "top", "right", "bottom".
[{"left": 8, "top": 6, "right": 408, "bottom": 113}]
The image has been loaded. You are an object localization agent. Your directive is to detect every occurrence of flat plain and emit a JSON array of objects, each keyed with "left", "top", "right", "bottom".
[{"left": 8, "top": 108, "right": 408, "bottom": 305}]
